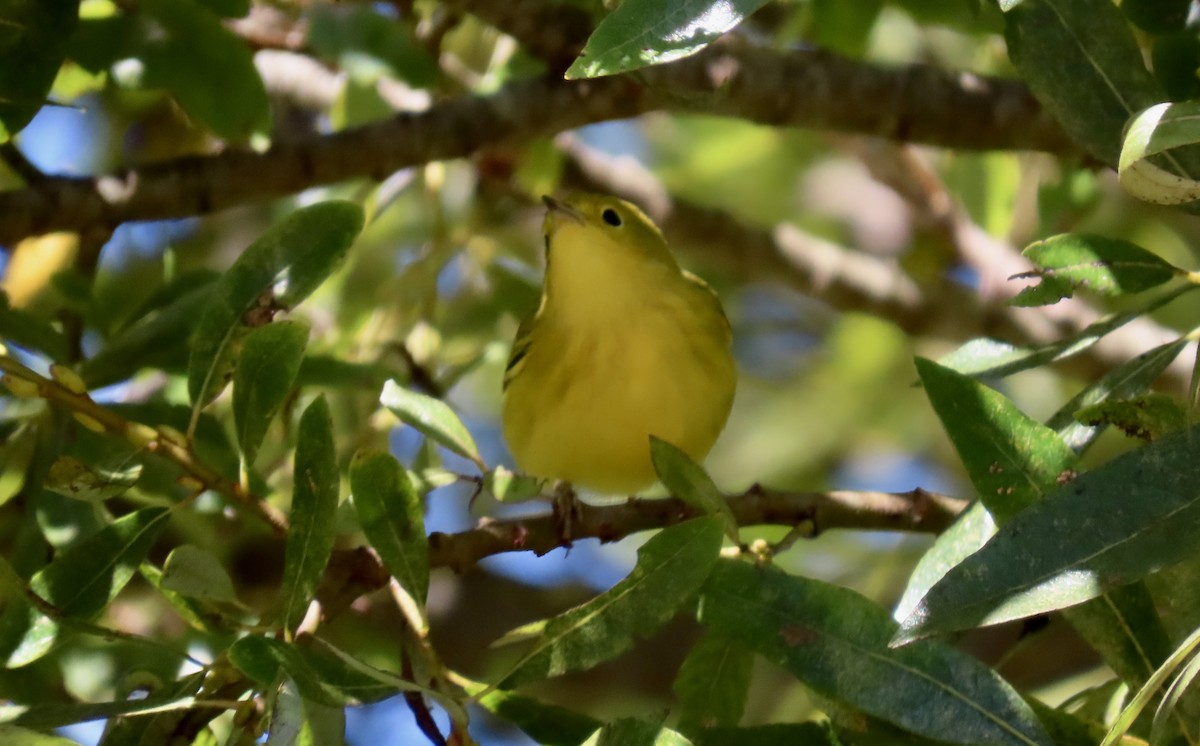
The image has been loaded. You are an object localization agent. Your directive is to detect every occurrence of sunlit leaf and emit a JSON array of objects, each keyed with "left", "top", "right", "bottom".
[
  {"left": 160, "top": 544, "right": 238, "bottom": 605},
  {"left": 380, "top": 379, "right": 484, "bottom": 470},
  {"left": 232, "top": 320, "right": 309, "bottom": 466},
  {"left": 1010, "top": 234, "right": 1181, "bottom": 306},
  {"left": 349, "top": 448, "right": 427, "bottom": 613},
  {"left": 651, "top": 437, "right": 737, "bottom": 541}
]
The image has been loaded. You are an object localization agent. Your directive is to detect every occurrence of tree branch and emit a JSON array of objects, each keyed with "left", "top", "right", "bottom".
[
  {"left": 427, "top": 487, "right": 966, "bottom": 572},
  {"left": 0, "top": 46, "right": 1072, "bottom": 245}
]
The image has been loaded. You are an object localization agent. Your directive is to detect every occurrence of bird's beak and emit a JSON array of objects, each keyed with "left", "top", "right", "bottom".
[{"left": 542, "top": 195, "right": 585, "bottom": 225}]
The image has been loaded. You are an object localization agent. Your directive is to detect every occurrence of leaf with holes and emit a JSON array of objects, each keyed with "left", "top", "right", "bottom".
[{"left": 1010, "top": 234, "right": 1181, "bottom": 306}]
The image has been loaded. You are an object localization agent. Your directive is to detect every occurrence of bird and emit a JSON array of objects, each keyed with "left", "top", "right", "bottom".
[{"left": 501, "top": 192, "right": 736, "bottom": 496}]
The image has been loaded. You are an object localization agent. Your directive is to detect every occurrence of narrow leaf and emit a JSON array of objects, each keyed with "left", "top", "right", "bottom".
[
  {"left": 936, "top": 338, "right": 1031, "bottom": 377},
  {"left": 229, "top": 636, "right": 414, "bottom": 707},
  {"left": 0, "top": 292, "right": 70, "bottom": 362},
  {"left": 692, "top": 724, "right": 838, "bottom": 746},
  {"left": 673, "top": 632, "right": 752, "bottom": 735},
  {"left": 1011, "top": 234, "right": 1182, "bottom": 306},
  {"left": 349, "top": 448, "right": 428, "bottom": 611},
  {"left": 0, "top": 0, "right": 78, "bottom": 137},
  {"left": 380, "top": 379, "right": 484, "bottom": 469},
  {"left": 651, "top": 437, "right": 738, "bottom": 541},
  {"left": 473, "top": 687, "right": 601, "bottom": 746},
  {"left": 895, "top": 424, "right": 1200, "bottom": 644},
  {"left": 1119, "top": 101, "right": 1200, "bottom": 206},
  {"left": 280, "top": 396, "right": 339, "bottom": 631},
  {"left": 160, "top": 544, "right": 238, "bottom": 604},
  {"left": 233, "top": 320, "right": 309, "bottom": 466},
  {"left": 1004, "top": 0, "right": 1162, "bottom": 166},
  {"left": 581, "top": 719, "right": 691, "bottom": 746},
  {"left": 498, "top": 516, "right": 724, "bottom": 688},
  {"left": 484, "top": 466, "right": 543, "bottom": 504},
  {"left": 44, "top": 456, "right": 141, "bottom": 503},
  {"left": 187, "top": 201, "right": 363, "bottom": 407},
  {"left": 894, "top": 502, "right": 996, "bottom": 622},
  {"left": 702, "top": 560, "right": 1052, "bottom": 746},
  {"left": 565, "top": 0, "right": 770, "bottom": 80}
]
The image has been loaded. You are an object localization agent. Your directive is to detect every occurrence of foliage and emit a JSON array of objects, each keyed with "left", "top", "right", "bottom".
[{"left": 6, "top": 0, "right": 1200, "bottom": 745}]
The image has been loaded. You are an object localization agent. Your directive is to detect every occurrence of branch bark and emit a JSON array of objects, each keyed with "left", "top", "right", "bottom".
[{"left": 0, "top": 45, "right": 1072, "bottom": 245}]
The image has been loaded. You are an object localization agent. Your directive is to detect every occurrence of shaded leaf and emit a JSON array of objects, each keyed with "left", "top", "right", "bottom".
[
  {"left": 233, "top": 320, "right": 309, "bottom": 466},
  {"left": 474, "top": 687, "right": 601, "bottom": 746},
  {"left": 380, "top": 379, "right": 484, "bottom": 470},
  {"left": 0, "top": 672, "right": 205, "bottom": 728},
  {"left": 160, "top": 544, "right": 238, "bottom": 605},
  {"left": 651, "top": 437, "right": 737, "bottom": 541},
  {"left": 187, "top": 201, "right": 363, "bottom": 407},
  {"left": 307, "top": 5, "right": 437, "bottom": 87},
  {"left": 702, "top": 560, "right": 1052, "bottom": 746},
  {"left": 0, "top": 292, "right": 69, "bottom": 362},
  {"left": 229, "top": 636, "right": 413, "bottom": 708},
  {"left": 692, "top": 724, "right": 838, "bottom": 746},
  {"left": 566, "top": 0, "right": 769, "bottom": 79},
  {"left": 280, "top": 396, "right": 339, "bottom": 631},
  {"left": 895, "top": 424, "right": 1200, "bottom": 644},
  {"left": 349, "top": 448, "right": 428, "bottom": 611},
  {"left": 1011, "top": 234, "right": 1181, "bottom": 306},
  {"left": 1075, "top": 393, "right": 1189, "bottom": 443},
  {"left": 581, "top": 719, "right": 691, "bottom": 746},
  {"left": 673, "top": 632, "right": 752, "bottom": 735},
  {"left": 0, "top": 0, "right": 78, "bottom": 138},
  {"left": 44, "top": 456, "right": 141, "bottom": 503},
  {"left": 498, "top": 516, "right": 724, "bottom": 688}
]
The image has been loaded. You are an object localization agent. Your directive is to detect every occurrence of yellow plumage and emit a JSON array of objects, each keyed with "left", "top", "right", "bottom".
[{"left": 501, "top": 193, "right": 736, "bottom": 494}]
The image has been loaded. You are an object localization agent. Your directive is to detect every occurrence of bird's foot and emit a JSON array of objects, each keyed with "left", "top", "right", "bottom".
[{"left": 551, "top": 481, "right": 582, "bottom": 549}]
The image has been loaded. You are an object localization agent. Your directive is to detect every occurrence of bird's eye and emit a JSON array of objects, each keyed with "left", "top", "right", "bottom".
[{"left": 601, "top": 208, "right": 622, "bottom": 227}]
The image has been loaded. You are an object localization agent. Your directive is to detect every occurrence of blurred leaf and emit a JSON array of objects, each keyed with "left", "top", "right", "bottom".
[
  {"left": 474, "top": 686, "right": 601, "bottom": 746},
  {"left": 1048, "top": 339, "right": 1187, "bottom": 452},
  {"left": 651, "top": 437, "right": 737, "bottom": 541},
  {"left": 1010, "top": 234, "right": 1181, "bottom": 306},
  {"left": 136, "top": 0, "right": 268, "bottom": 139},
  {"left": 307, "top": 5, "right": 437, "bottom": 87},
  {"left": 380, "top": 379, "right": 484, "bottom": 470},
  {"left": 916, "top": 357, "right": 1077, "bottom": 522},
  {"left": 349, "top": 448, "right": 428, "bottom": 612},
  {"left": 1, "top": 672, "right": 205, "bottom": 728},
  {"left": 160, "top": 544, "right": 238, "bottom": 605},
  {"left": 673, "top": 632, "right": 752, "bottom": 735},
  {"left": 0, "top": 724, "right": 79, "bottom": 745},
  {"left": 44, "top": 456, "right": 141, "bottom": 503},
  {"left": 1119, "top": 101, "right": 1200, "bottom": 206},
  {"left": 484, "top": 465, "right": 543, "bottom": 503},
  {"left": 1, "top": 507, "right": 170, "bottom": 667},
  {"left": 229, "top": 636, "right": 419, "bottom": 707},
  {"left": 809, "top": 0, "right": 884, "bottom": 56},
  {"left": 82, "top": 276, "right": 217, "bottom": 388},
  {"left": 140, "top": 562, "right": 226, "bottom": 633},
  {"left": 498, "top": 516, "right": 724, "bottom": 688},
  {"left": 196, "top": 0, "right": 250, "bottom": 17},
  {"left": 0, "top": 293, "right": 69, "bottom": 362},
  {"left": 581, "top": 719, "right": 691, "bottom": 746},
  {"left": 565, "top": 0, "right": 770, "bottom": 79},
  {"left": 692, "top": 724, "right": 838, "bottom": 746},
  {"left": 1075, "top": 393, "right": 1189, "bottom": 443},
  {"left": 280, "top": 396, "right": 339, "bottom": 631},
  {"left": 0, "top": 0, "right": 79, "bottom": 138},
  {"left": 233, "top": 321, "right": 309, "bottom": 466},
  {"left": 895, "top": 424, "right": 1200, "bottom": 645},
  {"left": 701, "top": 560, "right": 1051, "bottom": 746},
  {"left": 1004, "top": 0, "right": 1162, "bottom": 166},
  {"left": 188, "top": 201, "right": 363, "bottom": 407}
]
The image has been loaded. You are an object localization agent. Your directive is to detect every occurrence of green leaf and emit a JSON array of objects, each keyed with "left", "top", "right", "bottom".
[
  {"left": 1075, "top": 393, "right": 1189, "bottom": 443},
  {"left": 280, "top": 396, "right": 339, "bottom": 631},
  {"left": 1010, "top": 234, "right": 1181, "bottom": 306},
  {"left": 1119, "top": 101, "right": 1200, "bottom": 206},
  {"left": 160, "top": 544, "right": 238, "bottom": 605},
  {"left": 894, "top": 502, "right": 995, "bottom": 623},
  {"left": 196, "top": 0, "right": 250, "bottom": 17},
  {"left": 473, "top": 687, "right": 602, "bottom": 746},
  {"left": 349, "top": 448, "right": 428, "bottom": 612},
  {"left": 565, "top": 0, "right": 770, "bottom": 80},
  {"left": 1004, "top": 0, "right": 1163, "bottom": 166},
  {"left": 673, "top": 632, "right": 752, "bottom": 735},
  {"left": 581, "top": 719, "right": 692, "bottom": 746},
  {"left": 0, "top": 0, "right": 79, "bottom": 138},
  {"left": 1047, "top": 339, "right": 1186, "bottom": 452},
  {"left": 483, "top": 465, "right": 543, "bottom": 504},
  {"left": 809, "top": 0, "right": 884, "bottom": 57},
  {"left": 916, "top": 357, "right": 1077, "bottom": 522},
  {"left": 701, "top": 560, "right": 1052, "bottom": 746},
  {"left": 0, "top": 672, "right": 205, "bottom": 728},
  {"left": 650, "top": 437, "right": 738, "bottom": 541},
  {"left": 44, "top": 456, "right": 141, "bottom": 503},
  {"left": 188, "top": 201, "right": 363, "bottom": 407},
  {"left": 936, "top": 338, "right": 1032, "bottom": 377},
  {"left": 894, "top": 424, "right": 1200, "bottom": 645},
  {"left": 0, "top": 724, "right": 80, "bottom": 745},
  {"left": 692, "top": 724, "right": 838, "bottom": 746},
  {"left": 135, "top": 0, "right": 268, "bottom": 139},
  {"left": 82, "top": 275, "right": 217, "bottom": 388},
  {"left": 1, "top": 507, "right": 170, "bottom": 667},
  {"left": 307, "top": 5, "right": 437, "bottom": 87},
  {"left": 0, "top": 292, "right": 70, "bottom": 362},
  {"left": 229, "top": 636, "right": 408, "bottom": 707},
  {"left": 498, "top": 516, "right": 724, "bottom": 688},
  {"left": 233, "top": 320, "right": 309, "bottom": 466},
  {"left": 380, "top": 379, "right": 484, "bottom": 470}
]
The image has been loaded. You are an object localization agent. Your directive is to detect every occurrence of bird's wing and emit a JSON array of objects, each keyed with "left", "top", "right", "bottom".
[
  {"left": 503, "top": 310, "right": 538, "bottom": 391},
  {"left": 682, "top": 270, "right": 733, "bottom": 343}
]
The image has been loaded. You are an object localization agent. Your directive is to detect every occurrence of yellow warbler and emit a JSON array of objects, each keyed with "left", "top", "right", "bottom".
[{"left": 501, "top": 193, "right": 736, "bottom": 494}]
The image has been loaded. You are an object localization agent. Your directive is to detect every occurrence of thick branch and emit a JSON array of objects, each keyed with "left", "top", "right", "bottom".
[
  {"left": 427, "top": 487, "right": 966, "bottom": 572},
  {"left": 0, "top": 46, "right": 1071, "bottom": 245}
]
